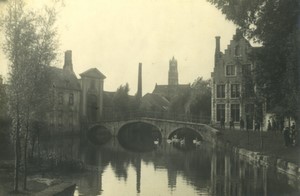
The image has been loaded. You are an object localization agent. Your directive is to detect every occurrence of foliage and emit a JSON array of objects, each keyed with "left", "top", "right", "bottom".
[
  {"left": 112, "top": 83, "right": 130, "bottom": 114},
  {"left": 189, "top": 77, "right": 211, "bottom": 117},
  {"left": 0, "top": 78, "right": 9, "bottom": 120},
  {"left": 1, "top": 0, "right": 58, "bottom": 191},
  {"left": 168, "top": 77, "right": 211, "bottom": 119},
  {"left": 169, "top": 87, "right": 191, "bottom": 115},
  {"left": 207, "top": 0, "right": 300, "bottom": 120}
]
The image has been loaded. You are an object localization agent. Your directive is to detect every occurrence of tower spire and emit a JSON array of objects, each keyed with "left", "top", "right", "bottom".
[{"left": 168, "top": 57, "right": 178, "bottom": 85}]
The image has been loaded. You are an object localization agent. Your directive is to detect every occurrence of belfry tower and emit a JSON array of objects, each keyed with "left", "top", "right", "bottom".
[{"left": 168, "top": 57, "right": 178, "bottom": 85}]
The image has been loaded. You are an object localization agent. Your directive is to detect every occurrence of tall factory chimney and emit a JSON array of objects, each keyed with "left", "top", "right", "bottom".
[
  {"left": 137, "top": 62, "right": 142, "bottom": 99},
  {"left": 214, "top": 36, "right": 221, "bottom": 66},
  {"left": 63, "top": 50, "right": 74, "bottom": 72}
]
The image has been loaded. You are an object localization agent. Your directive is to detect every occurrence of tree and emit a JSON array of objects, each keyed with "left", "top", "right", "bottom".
[
  {"left": 207, "top": 0, "right": 299, "bottom": 128},
  {"left": 113, "top": 83, "right": 130, "bottom": 118},
  {"left": 0, "top": 76, "right": 9, "bottom": 122},
  {"left": 189, "top": 77, "right": 211, "bottom": 121},
  {"left": 169, "top": 87, "right": 191, "bottom": 116},
  {"left": 1, "top": 0, "right": 58, "bottom": 191}
]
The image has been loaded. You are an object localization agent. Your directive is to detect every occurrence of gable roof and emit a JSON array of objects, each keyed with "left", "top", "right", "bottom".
[
  {"left": 153, "top": 84, "right": 191, "bottom": 94},
  {"left": 152, "top": 85, "right": 169, "bottom": 94},
  {"left": 80, "top": 68, "right": 106, "bottom": 79},
  {"left": 47, "top": 66, "right": 81, "bottom": 91},
  {"left": 140, "top": 93, "right": 170, "bottom": 111}
]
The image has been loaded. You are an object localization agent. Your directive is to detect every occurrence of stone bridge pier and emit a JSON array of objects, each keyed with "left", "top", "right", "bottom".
[{"left": 89, "top": 118, "right": 220, "bottom": 143}]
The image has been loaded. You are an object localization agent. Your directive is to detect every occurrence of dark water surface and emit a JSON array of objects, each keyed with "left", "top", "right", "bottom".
[{"left": 39, "top": 134, "right": 299, "bottom": 196}]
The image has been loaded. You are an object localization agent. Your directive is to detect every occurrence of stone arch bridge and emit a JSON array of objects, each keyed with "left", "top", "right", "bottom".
[{"left": 89, "top": 118, "right": 220, "bottom": 142}]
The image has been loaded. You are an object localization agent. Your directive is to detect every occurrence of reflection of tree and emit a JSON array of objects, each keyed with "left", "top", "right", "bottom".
[
  {"left": 111, "top": 152, "right": 129, "bottom": 181},
  {"left": 38, "top": 136, "right": 296, "bottom": 195}
]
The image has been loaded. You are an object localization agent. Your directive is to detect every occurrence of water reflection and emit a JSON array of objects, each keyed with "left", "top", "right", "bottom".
[
  {"left": 87, "top": 125, "right": 112, "bottom": 145},
  {"left": 117, "top": 122, "right": 162, "bottom": 152},
  {"left": 39, "top": 136, "right": 299, "bottom": 196}
]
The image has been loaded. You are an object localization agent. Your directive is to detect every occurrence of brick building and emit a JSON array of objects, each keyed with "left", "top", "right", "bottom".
[{"left": 211, "top": 30, "right": 257, "bottom": 129}]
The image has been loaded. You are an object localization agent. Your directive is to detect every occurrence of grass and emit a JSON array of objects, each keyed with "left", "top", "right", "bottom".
[{"left": 217, "top": 128, "right": 300, "bottom": 165}]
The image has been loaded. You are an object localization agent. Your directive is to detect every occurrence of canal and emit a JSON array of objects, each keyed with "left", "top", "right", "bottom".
[{"left": 37, "top": 125, "right": 299, "bottom": 196}]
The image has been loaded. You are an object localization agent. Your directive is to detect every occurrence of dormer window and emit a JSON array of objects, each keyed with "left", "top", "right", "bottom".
[{"left": 226, "top": 65, "right": 236, "bottom": 76}]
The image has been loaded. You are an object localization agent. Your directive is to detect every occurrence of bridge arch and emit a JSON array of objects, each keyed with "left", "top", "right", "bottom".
[
  {"left": 117, "top": 120, "right": 161, "bottom": 137},
  {"left": 168, "top": 127, "right": 203, "bottom": 141},
  {"left": 86, "top": 124, "right": 112, "bottom": 145}
]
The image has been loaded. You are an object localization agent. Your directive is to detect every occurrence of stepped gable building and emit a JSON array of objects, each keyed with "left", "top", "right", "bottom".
[
  {"left": 48, "top": 50, "right": 106, "bottom": 134},
  {"left": 153, "top": 57, "right": 190, "bottom": 101},
  {"left": 211, "top": 30, "right": 258, "bottom": 129}
]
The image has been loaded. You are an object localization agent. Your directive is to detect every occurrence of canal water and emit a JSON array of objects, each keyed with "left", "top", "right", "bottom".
[{"left": 39, "top": 133, "right": 299, "bottom": 196}]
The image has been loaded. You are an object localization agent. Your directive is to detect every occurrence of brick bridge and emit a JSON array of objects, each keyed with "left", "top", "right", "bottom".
[{"left": 89, "top": 117, "right": 220, "bottom": 142}]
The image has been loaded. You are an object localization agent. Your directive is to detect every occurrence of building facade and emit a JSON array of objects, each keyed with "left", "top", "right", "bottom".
[
  {"left": 211, "top": 30, "right": 257, "bottom": 129},
  {"left": 48, "top": 50, "right": 106, "bottom": 134}
]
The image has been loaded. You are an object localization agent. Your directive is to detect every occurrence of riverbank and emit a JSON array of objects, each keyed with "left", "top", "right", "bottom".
[
  {"left": 216, "top": 128, "right": 300, "bottom": 178},
  {"left": 0, "top": 159, "right": 83, "bottom": 195}
]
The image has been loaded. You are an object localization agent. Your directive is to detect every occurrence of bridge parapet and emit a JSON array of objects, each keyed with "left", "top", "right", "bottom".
[{"left": 89, "top": 117, "right": 219, "bottom": 143}]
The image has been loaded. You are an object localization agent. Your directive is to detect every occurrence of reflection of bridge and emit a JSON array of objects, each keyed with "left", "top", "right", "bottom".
[{"left": 90, "top": 117, "right": 220, "bottom": 142}]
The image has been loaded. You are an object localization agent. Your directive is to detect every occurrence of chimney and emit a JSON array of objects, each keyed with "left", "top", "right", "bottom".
[
  {"left": 63, "top": 50, "right": 73, "bottom": 72},
  {"left": 215, "top": 36, "right": 221, "bottom": 66},
  {"left": 137, "top": 63, "right": 142, "bottom": 99}
]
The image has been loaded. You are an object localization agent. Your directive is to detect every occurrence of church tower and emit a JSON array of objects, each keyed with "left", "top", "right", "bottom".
[{"left": 168, "top": 56, "right": 178, "bottom": 85}]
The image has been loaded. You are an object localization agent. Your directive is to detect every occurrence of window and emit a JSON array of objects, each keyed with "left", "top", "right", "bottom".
[
  {"left": 217, "top": 104, "right": 225, "bottom": 121},
  {"left": 216, "top": 84, "right": 225, "bottom": 98},
  {"left": 231, "top": 104, "right": 240, "bottom": 122},
  {"left": 58, "top": 92, "right": 63, "bottom": 105},
  {"left": 231, "top": 84, "right": 240, "bottom": 98},
  {"left": 226, "top": 65, "right": 235, "bottom": 76},
  {"left": 69, "top": 93, "right": 74, "bottom": 105}
]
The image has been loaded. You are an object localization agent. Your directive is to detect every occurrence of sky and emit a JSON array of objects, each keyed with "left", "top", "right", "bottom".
[{"left": 0, "top": 0, "right": 237, "bottom": 95}]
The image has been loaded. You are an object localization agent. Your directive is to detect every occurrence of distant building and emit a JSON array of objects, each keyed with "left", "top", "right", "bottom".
[
  {"left": 211, "top": 30, "right": 257, "bottom": 129},
  {"left": 47, "top": 50, "right": 106, "bottom": 134},
  {"left": 139, "top": 93, "right": 170, "bottom": 113},
  {"left": 153, "top": 57, "right": 191, "bottom": 101}
]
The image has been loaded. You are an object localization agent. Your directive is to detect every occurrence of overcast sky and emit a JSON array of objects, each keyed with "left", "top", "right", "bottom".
[{"left": 0, "top": 0, "right": 237, "bottom": 95}]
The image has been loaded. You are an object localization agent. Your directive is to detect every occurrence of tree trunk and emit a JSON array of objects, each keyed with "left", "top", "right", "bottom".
[
  {"left": 14, "top": 104, "right": 20, "bottom": 192},
  {"left": 23, "top": 116, "right": 29, "bottom": 190},
  {"left": 31, "top": 138, "right": 35, "bottom": 159},
  {"left": 37, "top": 134, "right": 41, "bottom": 170}
]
